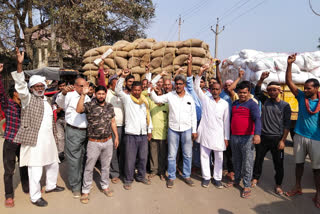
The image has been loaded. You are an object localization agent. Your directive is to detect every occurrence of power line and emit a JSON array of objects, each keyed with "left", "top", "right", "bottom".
[
  {"left": 165, "top": 19, "right": 178, "bottom": 41},
  {"left": 309, "top": 0, "right": 320, "bottom": 16},
  {"left": 219, "top": 0, "right": 252, "bottom": 22},
  {"left": 180, "top": 0, "right": 208, "bottom": 17},
  {"left": 182, "top": 0, "right": 211, "bottom": 21},
  {"left": 224, "top": 0, "right": 268, "bottom": 27}
]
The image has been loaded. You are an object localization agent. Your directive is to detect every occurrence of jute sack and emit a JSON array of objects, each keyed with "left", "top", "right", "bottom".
[
  {"left": 151, "top": 65, "right": 178, "bottom": 74},
  {"left": 83, "top": 70, "right": 99, "bottom": 76},
  {"left": 140, "top": 53, "right": 151, "bottom": 67},
  {"left": 162, "top": 53, "right": 174, "bottom": 67},
  {"left": 133, "top": 73, "right": 141, "bottom": 82},
  {"left": 151, "top": 48, "right": 176, "bottom": 58},
  {"left": 202, "top": 42, "right": 209, "bottom": 50},
  {"left": 131, "top": 66, "right": 146, "bottom": 74},
  {"left": 128, "top": 57, "right": 141, "bottom": 68},
  {"left": 87, "top": 75, "right": 97, "bottom": 85},
  {"left": 142, "top": 38, "right": 156, "bottom": 43},
  {"left": 96, "top": 46, "right": 112, "bottom": 54},
  {"left": 113, "top": 40, "right": 130, "bottom": 51},
  {"left": 122, "top": 43, "right": 137, "bottom": 52},
  {"left": 176, "top": 47, "right": 206, "bottom": 57},
  {"left": 107, "top": 51, "right": 128, "bottom": 58},
  {"left": 187, "top": 57, "right": 208, "bottom": 66},
  {"left": 83, "top": 49, "right": 99, "bottom": 58},
  {"left": 150, "top": 57, "right": 162, "bottom": 68},
  {"left": 129, "top": 49, "right": 153, "bottom": 57},
  {"left": 114, "top": 57, "right": 128, "bottom": 69},
  {"left": 136, "top": 41, "right": 154, "bottom": 49},
  {"left": 82, "top": 55, "right": 101, "bottom": 64},
  {"left": 152, "top": 42, "right": 166, "bottom": 50},
  {"left": 104, "top": 58, "right": 116, "bottom": 69},
  {"left": 83, "top": 64, "right": 99, "bottom": 71},
  {"left": 173, "top": 54, "right": 189, "bottom": 66},
  {"left": 166, "top": 41, "right": 183, "bottom": 48},
  {"left": 182, "top": 39, "right": 203, "bottom": 47}
]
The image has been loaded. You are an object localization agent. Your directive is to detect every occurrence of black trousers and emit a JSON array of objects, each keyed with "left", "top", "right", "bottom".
[
  {"left": 252, "top": 135, "right": 284, "bottom": 185},
  {"left": 3, "top": 140, "right": 29, "bottom": 199},
  {"left": 223, "top": 145, "right": 234, "bottom": 173}
]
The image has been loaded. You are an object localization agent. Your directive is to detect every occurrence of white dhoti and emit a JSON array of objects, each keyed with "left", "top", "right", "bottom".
[
  {"left": 19, "top": 98, "right": 60, "bottom": 202},
  {"left": 200, "top": 145, "right": 223, "bottom": 181}
]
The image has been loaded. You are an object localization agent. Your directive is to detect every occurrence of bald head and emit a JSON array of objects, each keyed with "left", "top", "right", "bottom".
[{"left": 74, "top": 77, "right": 87, "bottom": 94}]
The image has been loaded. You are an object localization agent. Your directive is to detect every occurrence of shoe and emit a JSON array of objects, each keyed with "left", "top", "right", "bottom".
[
  {"left": 73, "top": 191, "right": 81, "bottom": 199},
  {"left": 137, "top": 178, "right": 151, "bottom": 185},
  {"left": 123, "top": 183, "right": 132, "bottom": 190},
  {"left": 166, "top": 179, "right": 174, "bottom": 188},
  {"left": 45, "top": 185, "right": 65, "bottom": 193},
  {"left": 80, "top": 194, "right": 89, "bottom": 204},
  {"left": 201, "top": 179, "right": 210, "bottom": 188},
  {"left": 111, "top": 177, "right": 120, "bottom": 184},
  {"left": 184, "top": 178, "right": 195, "bottom": 187},
  {"left": 102, "top": 188, "right": 114, "bottom": 197},
  {"left": 32, "top": 198, "right": 48, "bottom": 207},
  {"left": 5, "top": 198, "right": 14, "bottom": 208},
  {"left": 213, "top": 180, "right": 224, "bottom": 189}
]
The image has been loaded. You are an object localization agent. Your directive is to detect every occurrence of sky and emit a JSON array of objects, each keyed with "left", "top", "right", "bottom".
[{"left": 145, "top": 0, "right": 320, "bottom": 60}]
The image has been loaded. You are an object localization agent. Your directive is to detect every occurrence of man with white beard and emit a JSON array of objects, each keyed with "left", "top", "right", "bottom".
[{"left": 11, "top": 48, "right": 64, "bottom": 207}]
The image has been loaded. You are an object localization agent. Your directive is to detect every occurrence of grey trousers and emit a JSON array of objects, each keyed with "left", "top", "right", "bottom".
[
  {"left": 65, "top": 125, "right": 87, "bottom": 192},
  {"left": 110, "top": 126, "right": 124, "bottom": 178},
  {"left": 56, "top": 118, "right": 66, "bottom": 153},
  {"left": 149, "top": 139, "right": 167, "bottom": 175},
  {"left": 82, "top": 139, "right": 113, "bottom": 193},
  {"left": 230, "top": 135, "right": 255, "bottom": 188}
]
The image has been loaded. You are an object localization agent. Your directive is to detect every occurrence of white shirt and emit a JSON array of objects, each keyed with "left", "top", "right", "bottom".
[
  {"left": 106, "top": 89, "right": 124, "bottom": 126},
  {"left": 150, "top": 89, "right": 197, "bottom": 133},
  {"left": 11, "top": 71, "right": 59, "bottom": 167},
  {"left": 194, "top": 75, "right": 230, "bottom": 151},
  {"left": 115, "top": 77, "right": 153, "bottom": 135},
  {"left": 55, "top": 91, "right": 91, "bottom": 128}
]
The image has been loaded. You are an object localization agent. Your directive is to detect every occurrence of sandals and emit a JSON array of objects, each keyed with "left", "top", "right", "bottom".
[
  {"left": 251, "top": 179, "right": 258, "bottom": 188},
  {"left": 102, "top": 188, "right": 113, "bottom": 197},
  {"left": 241, "top": 189, "right": 251, "bottom": 199},
  {"left": 285, "top": 189, "right": 303, "bottom": 197},
  {"left": 275, "top": 187, "right": 284, "bottom": 195},
  {"left": 312, "top": 195, "right": 320, "bottom": 208},
  {"left": 5, "top": 198, "right": 14, "bottom": 208},
  {"left": 80, "top": 194, "right": 89, "bottom": 204}
]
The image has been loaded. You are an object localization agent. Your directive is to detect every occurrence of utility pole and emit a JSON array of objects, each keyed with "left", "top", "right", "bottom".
[
  {"left": 211, "top": 18, "right": 225, "bottom": 58},
  {"left": 178, "top": 15, "right": 184, "bottom": 41}
]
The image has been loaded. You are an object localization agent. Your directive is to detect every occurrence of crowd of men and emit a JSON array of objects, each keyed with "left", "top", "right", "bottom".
[{"left": 1, "top": 48, "right": 319, "bottom": 209}]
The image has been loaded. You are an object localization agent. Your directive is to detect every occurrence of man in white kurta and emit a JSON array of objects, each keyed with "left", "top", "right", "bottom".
[
  {"left": 194, "top": 66, "right": 230, "bottom": 188},
  {"left": 11, "top": 61, "right": 64, "bottom": 206}
]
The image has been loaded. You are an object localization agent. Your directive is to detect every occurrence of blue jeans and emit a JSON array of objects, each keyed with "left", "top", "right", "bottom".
[
  {"left": 230, "top": 135, "right": 255, "bottom": 188},
  {"left": 167, "top": 128, "right": 192, "bottom": 180}
]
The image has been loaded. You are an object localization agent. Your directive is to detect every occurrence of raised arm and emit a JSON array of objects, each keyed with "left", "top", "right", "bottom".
[
  {"left": 227, "top": 68, "right": 244, "bottom": 97},
  {"left": 11, "top": 47, "right": 30, "bottom": 108},
  {"left": 151, "top": 70, "right": 168, "bottom": 86},
  {"left": 150, "top": 89, "right": 169, "bottom": 104},
  {"left": 285, "top": 54, "right": 299, "bottom": 97},
  {"left": 194, "top": 64, "right": 210, "bottom": 102},
  {"left": 255, "top": 71, "right": 269, "bottom": 103},
  {"left": 215, "top": 59, "right": 223, "bottom": 86},
  {"left": 76, "top": 84, "right": 89, "bottom": 113},
  {"left": 115, "top": 69, "right": 129, "bottom": 100}
]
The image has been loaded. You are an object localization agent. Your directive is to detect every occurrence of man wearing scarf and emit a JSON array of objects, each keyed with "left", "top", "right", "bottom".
[
  {"left": 285, "top": 54, "right": 320, "bottom": 209},
  {"left": 115, "top": 69, "right": 153, "bottom": 190},
  {"left": 11, "top": 48, "right": 64, "bottom": 207}
]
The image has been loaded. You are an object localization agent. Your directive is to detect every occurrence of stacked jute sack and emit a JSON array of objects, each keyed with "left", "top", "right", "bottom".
[
  {"left": 82, "top": 38, "right": 213, "bottom": 84},
  {"left": 221, "top": 49, "right": 320, "bottom": 89}
]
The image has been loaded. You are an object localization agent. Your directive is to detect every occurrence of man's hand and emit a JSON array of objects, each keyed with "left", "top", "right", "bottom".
[
  {"left": 56, "top": 107, "right": 63, "bottom": 113},
  {"left": 0, "top": 63, "right": 3, "bottom": 73},
  {"left": 260, "top": 71, "right": 270, "bottom": 81},
  {"left": 187, "top": 54, "right": 192, "bottom": 65},
  {"left": 224, "top": 140, "right": 229, "bottom": 148},
  {"left": 61, "top": 85, "right": 74, "bottom": 95},
  {"left": 122, "top": 68, "right": 130, "bottom": 78},
  {"left": 278, "top": 139, "right": 285, "bottom": 150},
  {"left": 99, "top": 60, "right": 105, "bottom": 69},
  {"left": 82, "top": 85, "right": 89, "bottom": 95},
  {"left": 114, "top": 137, "right": 119, "bottom": 149},
  {"left": 145, "top": 63, "right": 150, "bottom": 72},
  {"left": 199, "top": 64, "right": 209, "bottom": 76},
  {"left": 16, "top": 47, "right": 24, "bottom": 64},
  {"left": 103, "top": 68, "right": 109, "bottom": 77},
  {"left": 153, "top": 86, "right": 161, "bottom": 94},
  {"left": 160, "top": 70, "right": 168, "bottom": 77},
  {"left": 147, "top": 133, "right": 152, "bottom": 141},
  {"left": 192, "top": 133, "right": 198, "bottom": 141},
  {"left": 238, "top": 68, "right": 245, "bottom": 79},
  {"left": 116, "top": 69, "right": 123, "bottom": 77},
  {"left": 176, "top": 67, "right": 185, "bottom": 74},
  {"left": 287, "top": 53, "right": 297, "bottom": 64},
  {"left": 252, "top": 135, "right": 261, "bottom": 144},
  {"left": 215, "top": 59, "right": 221, "bottom": 66}
]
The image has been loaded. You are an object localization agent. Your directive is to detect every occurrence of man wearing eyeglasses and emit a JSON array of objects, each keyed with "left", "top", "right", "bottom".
[
  {"left": 150, "top": 73, "right": 197, "bottom": 188},
  {"left": 56, "top": 77, "right": 91, "bottom": 199}
]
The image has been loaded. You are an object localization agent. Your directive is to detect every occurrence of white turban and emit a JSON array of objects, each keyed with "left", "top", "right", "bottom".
[{"left": 28, "top": 75, "right": 47, "bottom": 89}]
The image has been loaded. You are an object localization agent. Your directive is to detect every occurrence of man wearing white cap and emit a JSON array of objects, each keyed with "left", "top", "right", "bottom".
[{"left": 11, "top": 48, "right": 64, "bottom": 207}]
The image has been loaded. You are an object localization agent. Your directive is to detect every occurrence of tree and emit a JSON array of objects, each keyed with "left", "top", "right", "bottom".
[{"left": 0, "top": 0, "right": 155, "bottom": 67}]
